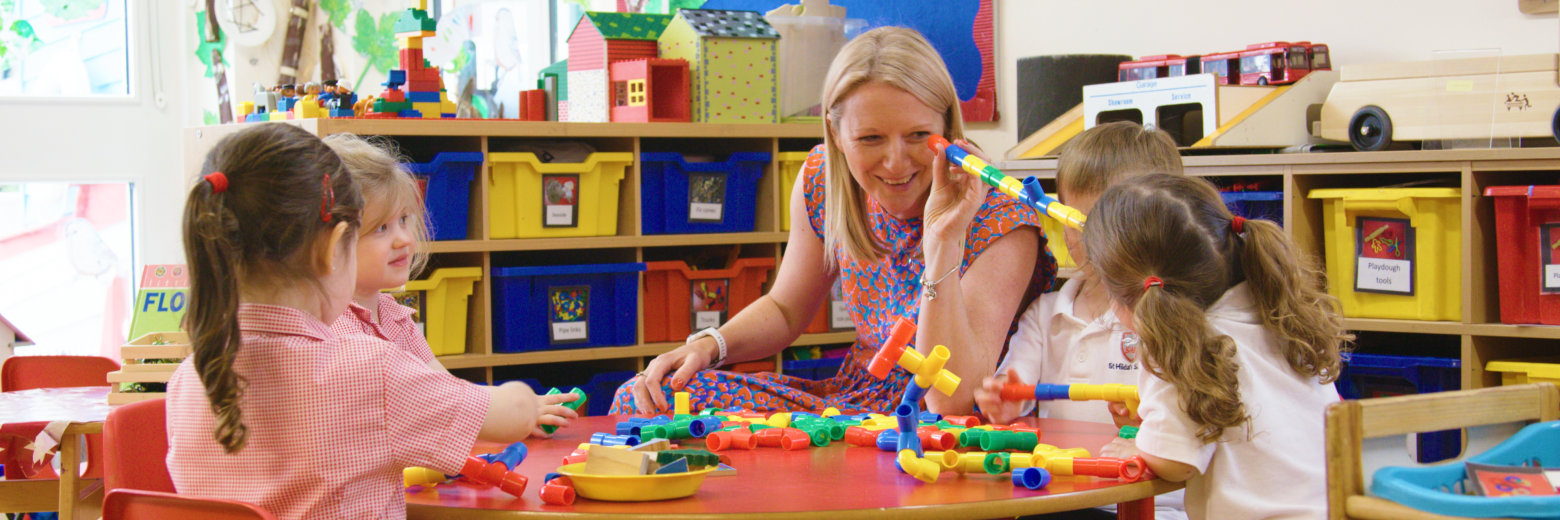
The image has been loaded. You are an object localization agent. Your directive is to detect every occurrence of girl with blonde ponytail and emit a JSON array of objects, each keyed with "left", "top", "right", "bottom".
[{"left": 1082, "top": 174, "right": 1349, "bottom": 520}]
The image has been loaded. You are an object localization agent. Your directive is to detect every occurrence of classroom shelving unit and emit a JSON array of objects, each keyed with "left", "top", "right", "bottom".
[
  {"left": 1005, "top": 147, "right": 1560, "bottom": 391},
  {"left": 183, "top": 120, "right": 848, "bottom": 385}
]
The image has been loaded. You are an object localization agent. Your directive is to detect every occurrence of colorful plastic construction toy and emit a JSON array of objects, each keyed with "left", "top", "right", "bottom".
[
  {"left": 863, "top": 316, "right": 966, "bottom": 483},
  {"left": 929, "top": 135, "right": 1086, "bottom": 230},
  {"left": 999, "top": 382, "right": 1141, "bottom": 419},
  {"left": 543, "top": 387, "right": 589, "bottom": 435},
  {"left": 444, "top": 441, "right": 530, "bottom": 496},
  {"left": 360, "top": 2, "right": 457, "bottom": 119}
]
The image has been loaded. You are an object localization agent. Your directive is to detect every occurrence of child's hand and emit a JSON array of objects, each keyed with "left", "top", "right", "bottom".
[
  {"left": 529, "top": 391, "right": 582, "bottom": 438},
  {"left": 1108, "top": 402, "right": 1142, "bottom": 428},
  {"left": 975, "top": 369, "right": 1026, "bottom": 425},
  {"left": 1100, "top": 437, "right": 1140, "bottom": 459}
]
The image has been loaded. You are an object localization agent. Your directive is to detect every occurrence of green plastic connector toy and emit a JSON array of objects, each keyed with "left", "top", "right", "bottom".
[
  {"left": 1118, "top": 425, "right": 1140, "bottom": 440},
  {"left": 958, "top": 429, "right": 987, "bottom": 448},
  {"left": 541, "top": 387, "right": 588, "bottom": 435},
  {"left": 983, "top": 452, "right": 1012, "bottom": 474},
  {"left": 795, "top": 424, "right": 832, "bottom": 447},
  {"left": 980, "top": 431, "right": 1040, "bottom": 452},
  {"left": 657, "top": 449, "right": 719, "bottom": 468},
  {"left": 748, "top": 424, "right": 775, "bottom": 432}
]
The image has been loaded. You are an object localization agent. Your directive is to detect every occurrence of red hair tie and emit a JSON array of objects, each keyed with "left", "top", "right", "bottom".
[
  {"left": 204, "top": 172, "right": 228, "bottom": 194},
  {"left": 320, "top": 173, "right": 335, "bottom": 223},
  {"left": 1231, "top": 216, "right": 1246, "bottom": 234},
  {"left": 1143, "top": 276, "right": 1163, "bottom": 290}
]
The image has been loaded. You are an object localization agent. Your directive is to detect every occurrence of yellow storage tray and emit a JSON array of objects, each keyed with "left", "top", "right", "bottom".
[
  {"left": 392, "top": 267, "right": 482, "bottom": 356},
  {"left": 556, "top": 462, "right": 714, "bottom": 502},
  {"left": 488, "top": 152, "right": 631, "bottom": 239},
  {"left": 777, "top": 151, "right": 813, "bottom": 232},
  {"left": 1308, "top": 187, "right": 1461, "bottom": 321},
  {"left": 1486, "top": 357, "right": 1560, "bottom": 386}
]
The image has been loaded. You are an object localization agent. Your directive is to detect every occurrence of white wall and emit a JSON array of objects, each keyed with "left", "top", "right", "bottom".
[
  {"left": 965, "top": 0, "right": 1559, "bottom": 156},
  {"left": 0, "top": 1, "right": 188, "bottom": 266}
]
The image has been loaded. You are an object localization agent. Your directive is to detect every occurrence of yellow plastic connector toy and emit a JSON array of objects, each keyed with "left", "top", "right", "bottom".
[{"left": 867, "top": 318, "right": 960, "bottom": 397}]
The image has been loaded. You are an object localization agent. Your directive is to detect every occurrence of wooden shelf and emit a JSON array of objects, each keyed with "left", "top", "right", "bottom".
[
  {"left": 299, "top": 119, "right": 824, "bottom": 138},
  {"left": 1342, "top": 318, "right": 1473, "bottom": 336},
  {"left": 438, "top": 332, "right": 856, "bottom": 369},
  {"left": 1003, "top": 147, "right": 1560, "bottom": 173},
  {"left": 428, "top": 232, "right": 791, "bottom": 253}
]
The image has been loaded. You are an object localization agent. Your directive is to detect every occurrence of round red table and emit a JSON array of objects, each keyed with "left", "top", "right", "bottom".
[{"left": 406, "top": 415, "right": 1182, "bottom": 519}]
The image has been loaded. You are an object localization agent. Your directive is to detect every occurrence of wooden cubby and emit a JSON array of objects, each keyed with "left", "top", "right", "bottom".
[
  {"left": 183, "top": 120, "right": 849, "bottom": 385},
  {"left": 1004, "top": 147, "right": 1560, "bottom": 392}
]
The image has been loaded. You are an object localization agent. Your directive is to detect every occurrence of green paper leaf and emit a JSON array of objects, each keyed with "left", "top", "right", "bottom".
[
  {"left": 193, "top": 11, "right": 228, "bottom": 79},
  {"left": 41, "top": 0, "right": 104, "bottom": 21},
  {"left": 320, "top": 0, "right": 351, "bottom": 30},
  {"left": 351, "top": 8, "right": 399, "bottom": 78},
  {"left": 203, "top": 110, "right": 218, "bottom": 125},
  {"left": 10, "top": 19, "right": 32, "bottom": 39}
]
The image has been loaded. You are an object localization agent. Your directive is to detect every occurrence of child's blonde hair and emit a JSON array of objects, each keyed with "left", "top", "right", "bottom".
[
  {"left": 1056, "top": 121, "right": 1183, "bottom": 201},
  {"left": 322, "top": 133, "right": 430, "bottom": 278},
  {"left": 1083, "top": 174, "right": 1349, "bottom": 443}
]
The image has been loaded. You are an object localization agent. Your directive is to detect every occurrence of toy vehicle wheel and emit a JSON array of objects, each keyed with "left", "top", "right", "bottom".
[
  {"left": 1349, "top": 106, "right": 1393, "bottom": 151},
  {"left": 1551, "top": 105, "right": 1560, "bottom": 144},
  {"left": 1258, "top": 77, "right": 1269, "bottom": 86}
]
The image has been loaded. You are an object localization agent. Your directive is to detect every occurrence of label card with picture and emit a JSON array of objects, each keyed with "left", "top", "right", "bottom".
[
  {"left": 1354, "top": 217, "right": 1415, "bottom": 296},
  {"left": 542, "top": 174, "right": 580, "bottom": 228},
  {"left": 1541, "top": 223, "right": 1560, "bottom": 293},
  {"left": 549, "top": 285, "right": 590, "bottom": 344},
  {"left": 689, "top": 173, "right": 726, "bottom": 223},
  {"left": 691, "top": 279, "right": 729, "bottom": 331},
  {"left": 829, "top": 278, "right": 852, "bottom": 330}
]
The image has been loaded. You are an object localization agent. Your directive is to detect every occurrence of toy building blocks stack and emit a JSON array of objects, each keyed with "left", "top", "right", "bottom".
[{"left": 365, "top": 1, "right": 458, "bottom": 119}]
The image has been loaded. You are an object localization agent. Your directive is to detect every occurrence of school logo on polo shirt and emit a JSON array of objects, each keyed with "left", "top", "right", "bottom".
[{"left": 1121, "top": 332, "right": 1140, "bottom": 363}]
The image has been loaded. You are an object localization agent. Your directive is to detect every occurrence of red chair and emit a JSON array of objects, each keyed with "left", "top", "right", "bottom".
[
  {"left": 103, "top": 489, "right": 277, "bottom": 520},
  {"left": 0, "top": 355, "right": 119, "bottom": 480},
  {"left": 103, "top": 398, "right": 174, "bottom": 493}
]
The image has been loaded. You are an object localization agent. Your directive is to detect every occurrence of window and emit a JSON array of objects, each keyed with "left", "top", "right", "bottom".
[
  {"left": 1312, "top": 48, "right": 1330, "bottom": 69},
  {"left": 0, "top": 182, "right": 135, "bottom": 357},
  {"left": 627, "top": 79, "right": 645, "bottom": 106},
  {"left": 1168, "top": 64, "right": 1184, "bottom": 77},
  {"left": 0, "top": 0, "right": 131, "bottom": 96},
  {"left": 1288, "top": 47, "right": 1307, "bottom": 69},
  {"left": 1239, "top": 54, "right": 1269, "bottom": 75},
  {"left": 1204, "top": 59, "right": 1228, "bottom": 77},
  {"left": 613, "top": 80, "right": 627, "bottom": 107}
]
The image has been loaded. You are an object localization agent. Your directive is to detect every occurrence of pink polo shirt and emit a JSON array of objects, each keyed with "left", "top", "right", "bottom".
[
  {"left": 333, "top": 293, "right": 438, "bottom": 365},
  {"left": 166, "top": 304, "right": 488, "bottom": 520}
]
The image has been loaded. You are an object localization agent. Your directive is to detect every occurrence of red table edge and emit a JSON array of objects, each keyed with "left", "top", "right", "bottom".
[{"left": 407, "top": 479, "right": 1185, "bottom": 520}]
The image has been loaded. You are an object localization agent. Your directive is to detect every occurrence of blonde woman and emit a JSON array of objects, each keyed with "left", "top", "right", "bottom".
[{"left": 613, "top": 27, "right": 1056, "bottom": 415}]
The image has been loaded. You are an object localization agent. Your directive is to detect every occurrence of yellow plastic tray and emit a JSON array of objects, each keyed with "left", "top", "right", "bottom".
[
  {"left": 1486, "top": 357, "right": 1560, "bottom": 386},
  {"left": 1308, "top": 187, "right": 1461, "bottom": 321},
  {"left": 396, "top": 267, "right": 482, "bottom": 356},
  {"left": 777, "top": 151, "right": 811, "bottom": 232},
  {"left": 555, "top": 462, "right": 714, "bottom": 502},
  {"left": 488, "top": 152, "right": 631, "bottom": 239}
]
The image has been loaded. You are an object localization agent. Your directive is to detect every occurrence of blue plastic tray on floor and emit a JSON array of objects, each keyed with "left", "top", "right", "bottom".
[{"left": 1372, "top": 420, "right": 1560, "bottom": 519}]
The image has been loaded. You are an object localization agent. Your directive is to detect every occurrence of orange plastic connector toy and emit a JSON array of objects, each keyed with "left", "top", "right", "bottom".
[{"left": 866, "top": 317, "right": 961, "bottom": 396}]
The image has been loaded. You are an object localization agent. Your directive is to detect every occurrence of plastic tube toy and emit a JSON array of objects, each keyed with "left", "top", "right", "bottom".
[
  {"left": 867, "top": 318, "right": 961, "bottom": 398},
  {"left": 1000, "top": 382, "right": 1141, "bottom": 419},
  {"left": 456, "top": 441, "right": 530, "bottom": 496},
  {"left": 928, "top": 135, "right": 1086, "bottom": 230},
  {"left": 541, "top": 387, "right": 588, "bottom": 434},
  {"left": 1013, "top": 467, "right": 1052, "bottom": 490},
  {"left": 589, "top": 433, "right": 640, "bottom": 447},
  {"left": 540, "top": 476, "right": 577, "bottom": 506}
]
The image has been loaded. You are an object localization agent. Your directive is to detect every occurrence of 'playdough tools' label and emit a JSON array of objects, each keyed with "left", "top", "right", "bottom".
[
  {"left": 1354, "top": 217, "right": 1415, "bottom": 296},
  {"left": 689, "top": 173, "right": 726, "bottom": 223},
  {"left": 1542, "top": 224, "right": 1560, "bottom": 293},
  {"left": 549, "top": 285, "right": 589, "bottom": 343},
  {"left": 543, "top": 174, "right": 580, "bottom": 228},
  {"left": 692, "top": 279, "right": 729, "bottom": 330}
]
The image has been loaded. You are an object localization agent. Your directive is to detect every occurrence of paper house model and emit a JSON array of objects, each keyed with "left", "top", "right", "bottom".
[
  {"left": 565, "top": 12, "right": 673, "bottom": 123},
  {"left": 658, "top": 9, "right": 780, "bottom": 124}
]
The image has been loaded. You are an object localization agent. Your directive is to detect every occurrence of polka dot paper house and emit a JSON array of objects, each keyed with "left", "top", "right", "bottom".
[{"left": 658, "top": 9, "right": 780, "bottom": 124}]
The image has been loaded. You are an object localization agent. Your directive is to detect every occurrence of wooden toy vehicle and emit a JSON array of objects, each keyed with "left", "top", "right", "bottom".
[{"left": 1319, "top": 53, "right": 1560, "bottom": 151}]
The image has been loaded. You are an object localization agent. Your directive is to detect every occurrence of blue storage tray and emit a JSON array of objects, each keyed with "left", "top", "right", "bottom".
[
  {"left": 1221, "top": 191, "right": 1283, "bottom": 227},
  {"left": 641, "top": 152, "right": 769, "bottom": 235},
  {"left": 1339, "top": 353, "right": 1463, "bottom": 463},
  {"left": 1373, "top": 420, "right": 1560, "bottom": 519},
  {"left": 405, "top": 152, "right": 484, "bottom": 241},
  {"left": 584, "top": 371, "right": 636, "bottom": 416},
  {"left": 783, "top": 357, "right": 845, "bottom": 380},
  {"left": 491, "top": 263, "right": 645, "bottom": 353}
]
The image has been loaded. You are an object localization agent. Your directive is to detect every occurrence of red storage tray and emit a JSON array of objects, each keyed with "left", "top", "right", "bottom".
[
  {"left": 1486, "top": 185, "right": 1560, "bottom": 324},
  {"left": 643, "top": 258, "right": 776, "bottom": 343}
]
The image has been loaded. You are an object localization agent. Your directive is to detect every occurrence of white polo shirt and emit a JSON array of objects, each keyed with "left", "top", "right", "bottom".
[
  {"left": 999, "top": 277, "right": 1186, "bottom": 520},
  {"left": 1135, "top": 283, "right": 1339, "bottom": 520},
  {"left": 998, "top": 276, "right": 1144, "bottom": 424}
]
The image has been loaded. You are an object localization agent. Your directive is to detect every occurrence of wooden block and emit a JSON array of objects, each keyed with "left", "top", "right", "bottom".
[
  {"left": 654, "top": 457, "right": 689, "bottom": 474},
  {"left": 629, "top": 439, "right": 670, "bottom": 452},
  {"left": 583, "top": 444, "right": 649, "bottom": 476},
  {"left": 709, "top": 463, "right": 737, "bottom": 477}
]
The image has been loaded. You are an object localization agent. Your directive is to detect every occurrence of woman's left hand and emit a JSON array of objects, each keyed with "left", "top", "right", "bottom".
[{"left": 924, "top": 138, "right": 991, "bottom": 241}]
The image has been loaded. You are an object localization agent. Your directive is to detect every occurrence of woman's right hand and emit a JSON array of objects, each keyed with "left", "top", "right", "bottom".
[
  {"left": 630, "top": 336, "right": 719, "bottom": 415},
  {"left": 974, "top": 369, "right": 1025, "bottom": 425}
]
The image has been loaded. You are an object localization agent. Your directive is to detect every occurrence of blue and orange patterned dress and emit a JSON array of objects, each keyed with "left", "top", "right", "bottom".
[{"left": 609, "top": 145, "right": 1056, "bottom": 414}]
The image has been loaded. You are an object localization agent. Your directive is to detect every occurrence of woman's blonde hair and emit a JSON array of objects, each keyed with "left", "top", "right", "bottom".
[
  {"left": 1056, "top": 121, "right": 1183, "bottom": 200},
  {"left": 322, "top": 133, "right": 429, "bottom": 278},
  {"left": 1083, "top": 174, "right": 1350, "bottom": 444},
  {"left": 821, "top": 27, "right": 964, "bottom": 264}
]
